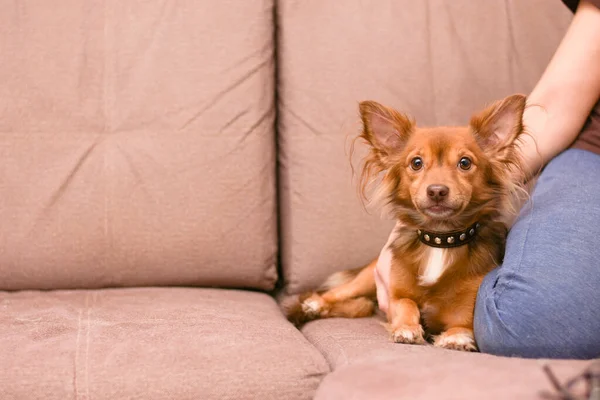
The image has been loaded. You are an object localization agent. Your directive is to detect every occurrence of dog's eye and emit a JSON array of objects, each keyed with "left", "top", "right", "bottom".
[
  {"left": 410, "top": 157, "right": 423, "bottom": 171},
  {"left": 458, "top": 157, "right": 472, "bottom": 170}
]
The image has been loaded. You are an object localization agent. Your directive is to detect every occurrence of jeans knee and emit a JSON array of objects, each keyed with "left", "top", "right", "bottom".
[
  {"left": 474, "top": 277, "right": 600, "bottom": 359},
  {"left": 474, "top": 270, "right": 550, "bottom": 358},
  {"left": 474, "top": 287, "right": 525, "bottom": 357}
]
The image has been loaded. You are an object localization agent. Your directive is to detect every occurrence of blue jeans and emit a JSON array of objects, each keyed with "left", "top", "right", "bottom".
[{"left": 474, "top": 149, "right": 600, "bottom": 359}]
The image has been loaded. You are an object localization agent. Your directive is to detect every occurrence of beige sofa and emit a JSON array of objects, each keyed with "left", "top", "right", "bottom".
[{"left": 0, "top": 1, "right": 592, "bottom": 399}]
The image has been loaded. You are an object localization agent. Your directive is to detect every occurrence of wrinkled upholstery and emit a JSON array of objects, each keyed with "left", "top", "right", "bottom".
[
  {"left": 314, "top": 341, "right": 590, "bottom": 400},
  {"left": 303, "top": 317, "right": 589, "bottom": 372},
  {"left": 277, "top": 0, "right": 571, "bottom": 294},
  {"left": 304, "top": 319, "right": 591, "bottom": 400},
  {"left": 302, "top": 317, "right": 404, "bottom": 370},
  {"left": 0, "top": 0, "right": 277, "bottom": 291},
  {"left": 0, "top": 288, "right": 329, "bottom": 400}
]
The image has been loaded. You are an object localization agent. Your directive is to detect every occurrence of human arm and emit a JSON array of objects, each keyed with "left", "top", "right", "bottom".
[{"left": 520, "top": 1, "right": 600, "bottom": 177}]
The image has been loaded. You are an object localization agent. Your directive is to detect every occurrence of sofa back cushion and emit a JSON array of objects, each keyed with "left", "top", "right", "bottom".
[
  {"left": 0, "top": 0, "right": 277, "bottom": 290},
  {"left": 277, "top": 0, "right": 571, "bottom": 294}
]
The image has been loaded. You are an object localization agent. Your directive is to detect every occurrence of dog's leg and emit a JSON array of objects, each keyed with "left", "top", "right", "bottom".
[
  {"left": 385, "top": 297, "right": 425, "bottom": 344},
  {"left": 433, "top": 327, "right": 477, "bottom": 352},
  {"left": 283, "top": 259, "right": 377, "bottom": 326},
  {"left": 320, "top": 259, "right": 377, "bottom": 304},
  {"left": 433, "top": 278, "right": 481, "bottom": 351},
  {"left": 384, "top": 260, "right": 425, "bottom": 344}
]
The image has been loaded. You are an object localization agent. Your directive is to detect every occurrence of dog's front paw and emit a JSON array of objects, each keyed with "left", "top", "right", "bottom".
[
  {"left": 434, "top": 330, "right": 477, "bottom": 352},
  {"left": 386, "top": 323, "right": 425, "bottom": 345}
]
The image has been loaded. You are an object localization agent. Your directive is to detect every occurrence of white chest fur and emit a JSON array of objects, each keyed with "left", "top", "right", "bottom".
[
  {"left": 377, "top": 223, "right": 401, "bottom": 273},
  {"left": 419, "top": 248, "right": 449, "bottom": 286}
]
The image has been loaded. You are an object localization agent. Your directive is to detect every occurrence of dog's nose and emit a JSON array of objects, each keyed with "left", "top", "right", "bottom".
[{"left": 427, "top": 184, "right": 449, "bottom": 201}]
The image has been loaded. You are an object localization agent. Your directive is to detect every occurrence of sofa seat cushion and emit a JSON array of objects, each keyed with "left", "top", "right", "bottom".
[
  {"left": 301, "top": 317, "right": 590, "bottom": 399},
  {"left": 0, "top": 288, "right": 329, "bottom": 400},
  {"left": 314, "top": 351, "right": 591, "bottom": 400},
  {"left": 301, "top": 316, "right": 417, "bottom": 369}
]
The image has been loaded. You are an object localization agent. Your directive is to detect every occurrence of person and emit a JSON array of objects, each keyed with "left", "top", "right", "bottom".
[{"left": 374, "top": 0, "right": 600, "bottom": 359}]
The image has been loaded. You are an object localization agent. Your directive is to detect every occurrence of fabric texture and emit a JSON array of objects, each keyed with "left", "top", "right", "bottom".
[
  {"left": 0, "top": 287, "right": 329, "bottom": 400},
  {"left": 302, "top": 316, "right": 420, "bottom": 370},
  {"left": 475, "top": 149, "right": 600, "bottom": 359},
  {"left": 573, "top": 102, "right": 600, "bottom": 155},
  {"left": 0, "top": 0, "right": 277, "bottom": 290},
  {"left": 301, "top": 317, "right": 590, "bottom": 399},
  {"left": 313, "top": 344, "right": 591, "bottom": 400},
  {"left": 277, "top": 0, "right": 571, "bottom": 294}
]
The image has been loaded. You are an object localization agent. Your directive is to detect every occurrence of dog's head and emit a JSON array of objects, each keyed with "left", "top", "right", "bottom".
[{"left": 357, "top": 94, "right": 527, "bottom": 229}]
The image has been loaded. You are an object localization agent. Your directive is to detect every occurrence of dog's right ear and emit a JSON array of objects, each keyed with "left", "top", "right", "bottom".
[
  {"left": 358, "top": 101, "right": 413, "bottom": 167},
  {"left": 470, "top": 94, "right": 527, "bottom": 151}
]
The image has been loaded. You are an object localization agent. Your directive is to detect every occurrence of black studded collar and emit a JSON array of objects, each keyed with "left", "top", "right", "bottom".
[{"left": 417, "top": 222, "right": 480, "bottom": 248}]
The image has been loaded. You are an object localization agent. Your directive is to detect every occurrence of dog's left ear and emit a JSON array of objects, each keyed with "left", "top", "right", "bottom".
[
  {"left": 358, "top": 101, "right": 413, "bottom": 167},
  {"left": 470, "top": 94, "right": 526, "bottom": 150}
]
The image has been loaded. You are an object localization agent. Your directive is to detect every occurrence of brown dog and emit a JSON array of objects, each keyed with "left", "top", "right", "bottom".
[{"left": 284, "top": 94, "right": 528, "bottom": 351}]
